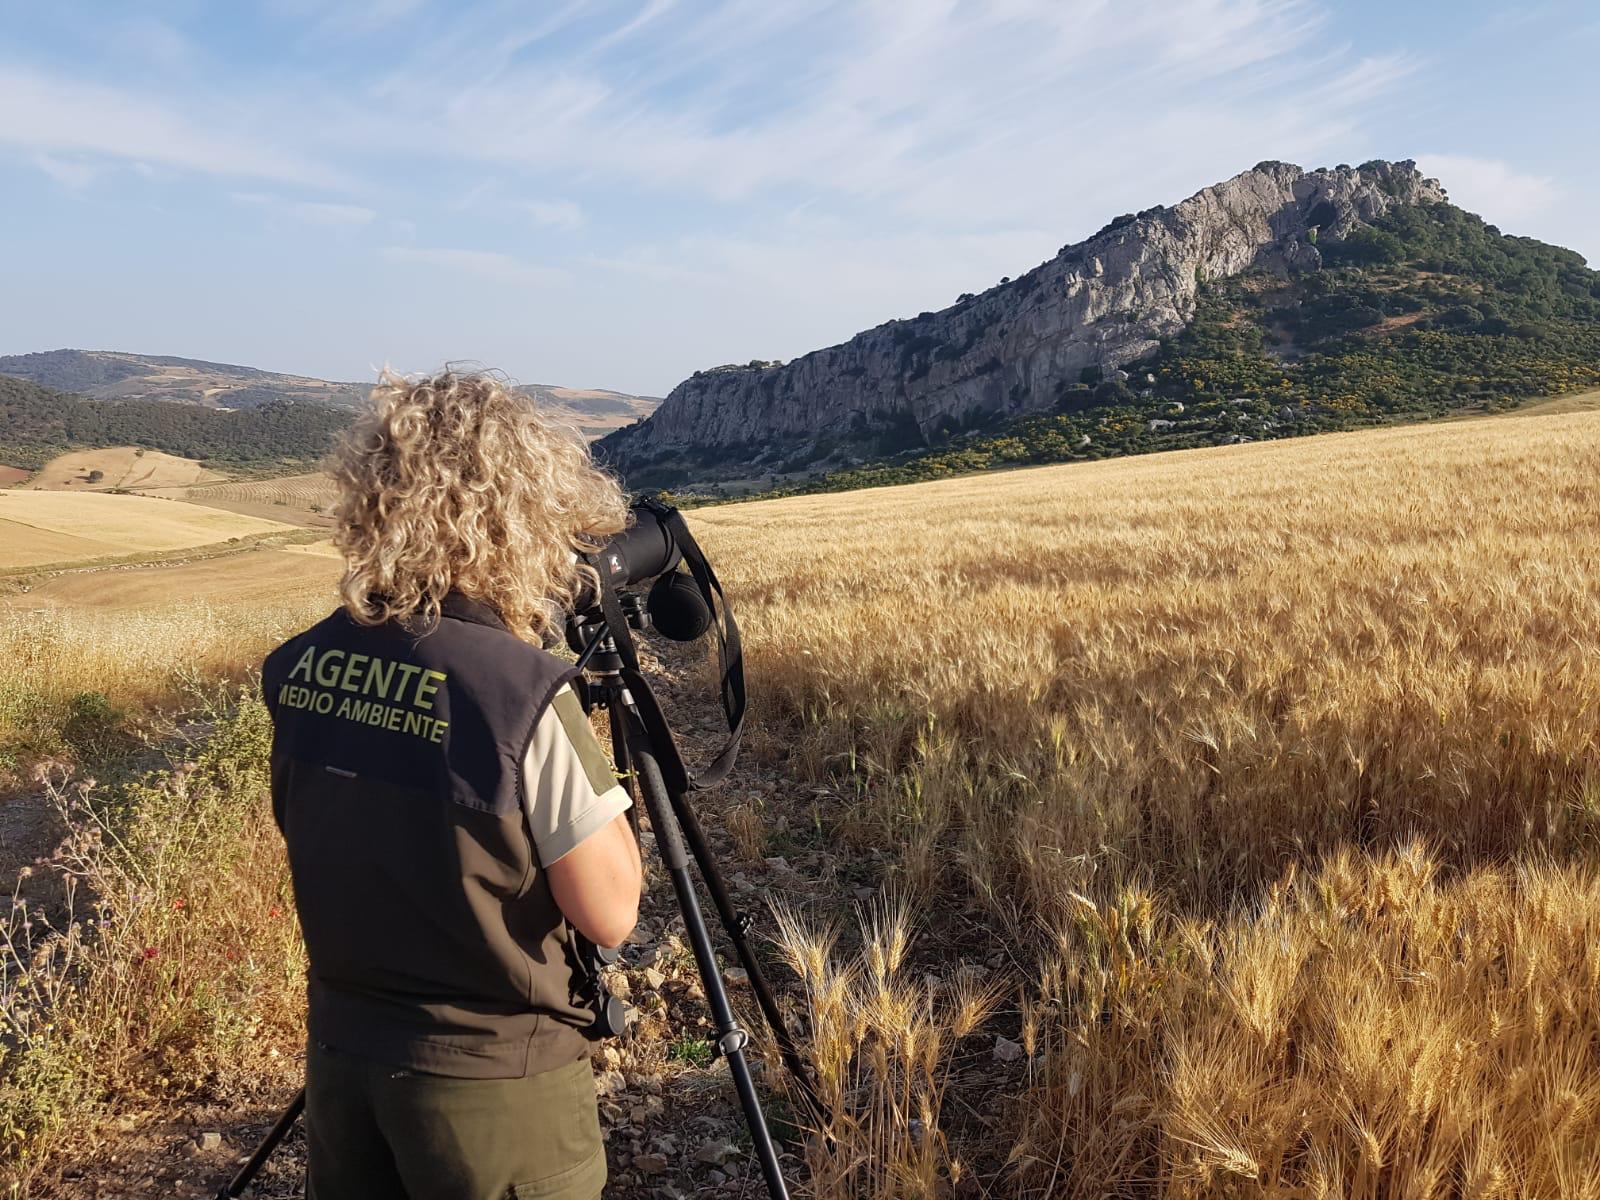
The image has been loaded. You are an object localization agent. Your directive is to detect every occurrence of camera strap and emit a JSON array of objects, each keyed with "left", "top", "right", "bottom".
[
  {"left": 654, "top": 503, "right": 746, "bottom": 772},
  {"left": 586, "top": 503, "right": 745, "bottom": 791}
]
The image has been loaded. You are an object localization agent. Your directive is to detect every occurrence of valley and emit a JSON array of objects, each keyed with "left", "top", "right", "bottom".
[
  {"left": 0, "top": 358, "right": 661, "bottom": 478},
  {"left": 0, "top": 489, "right": 306, "bottom": 574}
]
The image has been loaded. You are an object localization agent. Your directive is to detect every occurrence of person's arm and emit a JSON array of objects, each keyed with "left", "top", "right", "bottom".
[
  {"left": 523, "top": 685, "right": 643, "bottom": 948},
  {"left": 546, "top": 811, "right": 642, "bottom": 948}
]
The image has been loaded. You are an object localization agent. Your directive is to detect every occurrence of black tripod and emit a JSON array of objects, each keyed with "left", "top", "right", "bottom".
[
  {"left": 574, "top": 605, "right": 820, "bottom": 1198},
  {"left": 220, "top": 605, "right": 819, "bottom": 1200}
]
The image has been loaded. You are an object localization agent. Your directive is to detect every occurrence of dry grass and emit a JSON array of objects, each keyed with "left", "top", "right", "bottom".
[
  {"left": 693, "top": 413, "right": 1600, "bottom": 902},
  {"left": 0, "top": 599, "right": 328, "bottom": 707},
  {"left": 2, "top": 546, "right": 336, "bottom": 614},
  {"left": 1007, "top": 848, "right": 1600, "bottom": 1198},
  {"left": 1510, "top": 386, "right": 1600, "bottom": 418},
  {"left": 689, "top": 410, "right": 1600, "bottom": 1197},
  {"left": 0, "top": 693, "right": 304, "bottom": 1191},
  {"left": 772, "top": 895, "right": 1003, "bottom": 1199},
  {"left": 0, "top": 595, "right": 334, "bottom": 788},
  {"left": 0, "top": 575, "right": 333, "bottom": 1187}
]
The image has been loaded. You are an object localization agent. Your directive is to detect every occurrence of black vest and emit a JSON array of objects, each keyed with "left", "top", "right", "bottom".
[{"left": 262, "top": 594, "right": 592, "bottom": 1078}]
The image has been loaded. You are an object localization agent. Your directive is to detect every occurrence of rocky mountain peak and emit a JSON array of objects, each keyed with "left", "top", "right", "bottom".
[{"left": 600, "top": 159, "right": 1446, "bottom": 476}]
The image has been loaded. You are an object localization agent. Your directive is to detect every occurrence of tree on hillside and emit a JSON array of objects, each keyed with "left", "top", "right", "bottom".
[{"left": 0, "top": 375, "right": 350, "bottom": 468}]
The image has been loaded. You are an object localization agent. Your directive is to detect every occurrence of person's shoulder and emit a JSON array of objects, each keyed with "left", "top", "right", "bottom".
[
  {"left": 427, "top": 619, "right": 574, "bottom": 712},
  {"left": 447, "top": 616, "right": 569, "bottom": 668}
]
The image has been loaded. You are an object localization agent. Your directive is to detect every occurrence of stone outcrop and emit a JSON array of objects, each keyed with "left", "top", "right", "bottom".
[{"left": 599, "top": 160, "right": 1446, "bottom": 474}]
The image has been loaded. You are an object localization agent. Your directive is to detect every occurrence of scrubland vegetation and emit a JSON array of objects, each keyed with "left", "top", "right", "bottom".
[
  {"left": 1, "top": 696, "right": 301, "bottom": 1185},
  {"left": 0, "top": 601, "right": 322, "bottom": 789},
  {"left": 0, "top": 602, "right": 320, "bottom": 1190},
  {"left": 0, "top": 376, "right": 347, "bottom": 471},
  {"left": 2, "top": 407, "right": 1597, "bottom": 1195}
]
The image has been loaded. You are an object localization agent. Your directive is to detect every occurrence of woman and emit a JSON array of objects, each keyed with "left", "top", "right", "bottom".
[{"left": 262, "top": 368, "right": 643, "bottom": 1199}]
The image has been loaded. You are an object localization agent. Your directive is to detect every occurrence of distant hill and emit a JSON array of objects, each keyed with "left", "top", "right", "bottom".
[
  {"left": 0, "top": 375, "right": 349, "bottom": 471},
  {"left": 0, "top": 351, "right": 661, "bottom": 470},
  {"left": 0, "top": 350, "right": 370, "bottom": 410},
  {"left": 516, "top": 384, "right": 661, "bottom": 438},
  {"left": 600, "top": 160, "right": 1600, "bottom": 492},
  {"left": 0, "top": 350, "right": 659, "bottom": 436}
]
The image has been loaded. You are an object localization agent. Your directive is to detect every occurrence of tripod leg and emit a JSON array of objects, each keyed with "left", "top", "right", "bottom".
[
  {"left": 606, "top": 699, "right": 641, "bottom": 836},
  {"left": 623, "top": 714, "right": 791, "bottom": 1200},
  {"left": 665, "top": 792, "right": 824, "bottom": 1124},
  {"left": 216, "top": 1088, "right": 305, "bottom": 1198}
]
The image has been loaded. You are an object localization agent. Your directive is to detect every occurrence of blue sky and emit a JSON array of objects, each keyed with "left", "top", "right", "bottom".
[{"left": 1, "top": 0, "right": 1594, "bottom": 396}]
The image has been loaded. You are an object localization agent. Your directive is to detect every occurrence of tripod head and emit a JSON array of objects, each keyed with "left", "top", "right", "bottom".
[
  {"left": 568, "top": 498, "right": 713, "bottom": 647},
  {"left": 565, "top": 498, "right": 746, "bottom": 796}
]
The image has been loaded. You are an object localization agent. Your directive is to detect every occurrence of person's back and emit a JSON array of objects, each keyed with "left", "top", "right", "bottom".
[{"left": 264, "top": 368, "right": 642, "bottom": 1200}]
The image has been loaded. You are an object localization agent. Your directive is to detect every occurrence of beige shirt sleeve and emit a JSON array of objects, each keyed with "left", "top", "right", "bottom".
[{"left": 521, "top": 684, "right": 632, "bottom": 866}]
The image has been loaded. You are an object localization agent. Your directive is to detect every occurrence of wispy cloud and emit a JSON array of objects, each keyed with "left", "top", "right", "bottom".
[
  {"left": 380, "top": 245, "right": 569, "bottom": 286},
  {"left": 1416, "top": 154, "right": 1561, "bottom": 225},
  {"left": 0, "top": 66, "right": 335, "bottom": 186},
  {"left": 0, "top": 1, "right": 1410, "bottom": 228},
  {"left": 32, "top": 153, "right": 102, "bottom": 190},
  {"left": 233, "top": 192, "right": 378, "bottom": 225},
  {"left": 315, "top": 0, "right": 1411, "bottom": 232},
  {"left": 7, "top": 0, "right": 1587, "bottom": 391},
  {"left": 525, "top": 199, "right": 584, "bottom": 231},
  {"left": 593, "top": 0, "right": 677, "bottom": 50}
]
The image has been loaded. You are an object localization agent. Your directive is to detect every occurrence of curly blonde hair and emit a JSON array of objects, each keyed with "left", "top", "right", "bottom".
[{"left": 332, "top": 367, "right": 629, "bottom": 643}]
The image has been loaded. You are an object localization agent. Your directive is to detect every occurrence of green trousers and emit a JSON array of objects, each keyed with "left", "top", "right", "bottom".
[{"left": 304, "top": 1041, "right": 608, "bottom": 1200}]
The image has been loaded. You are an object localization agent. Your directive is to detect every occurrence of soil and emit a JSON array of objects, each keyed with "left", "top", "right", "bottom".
[{"left": 0, "top": 786, "right": 68, "bottom": 911}]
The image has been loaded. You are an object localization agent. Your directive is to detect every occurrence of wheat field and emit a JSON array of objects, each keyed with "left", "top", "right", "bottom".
[
  {"left": 0, "top": 490, "right": 298, "bottom": 571},
  {"left": 23, "top": 447, "right": 225, "bottom": 492},
  {"left": 173, "top": 471, "right": 338, "bottom": 510},
  {"left": 2, "top": 409, "right": 1597, "bottom": 1195},
  {"left": 688, "top": 410, "right": 1600, "bottom": 1196},
  {"left": 131, "top": 472, "right": 341, "bottom": 528}
]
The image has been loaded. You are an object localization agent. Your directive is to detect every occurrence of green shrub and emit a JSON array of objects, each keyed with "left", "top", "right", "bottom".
[
  {"left": 61, "top": 692, "right": 125, "bottom": 759},
  {"left": 0, "top": 688, "right": 301, "bottom": 1190}
]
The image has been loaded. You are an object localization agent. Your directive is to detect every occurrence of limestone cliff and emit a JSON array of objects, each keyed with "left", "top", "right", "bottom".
[{"left": 599, "top": 160, "right": 1446, "bottom": 475}]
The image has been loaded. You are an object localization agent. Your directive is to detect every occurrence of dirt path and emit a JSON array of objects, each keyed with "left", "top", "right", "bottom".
[
  {"left": 32, "top": 642, "right": 846, "bottom": 1200},
  {"left": 0, "top": 786, "right": 67, "bottom": 910}
]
